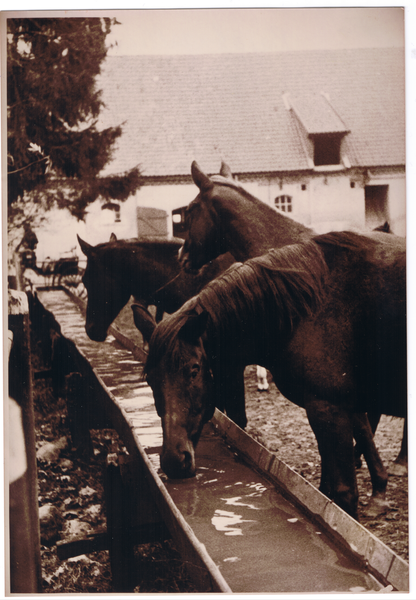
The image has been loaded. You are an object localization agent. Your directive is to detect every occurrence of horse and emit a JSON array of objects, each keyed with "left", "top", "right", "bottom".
[
  {"left": 180, "top": 161, "right": 407, "bottom": 475},
  {"left": 143, "top": 231, "right": 406, "bottom": 520},
  {"left": 77, "top": 234, "right": 251, "bottom": 427},
  {"left": 179, "top": 160, "right": 314, "bottom": 271}
]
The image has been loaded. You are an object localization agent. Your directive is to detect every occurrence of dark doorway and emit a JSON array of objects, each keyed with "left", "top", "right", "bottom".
[
  {"left": 365, "top": 185, "right": 389, "bottom": 230},
  {"left": 172, "top": 206, "right": 187, "bottom": 239}
]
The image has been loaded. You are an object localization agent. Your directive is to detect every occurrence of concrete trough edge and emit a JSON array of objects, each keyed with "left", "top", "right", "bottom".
[
  {"left": 91, "top": 371, "right": 232, "bottom": 593},
  {"left": 34, "top": 290, "right": 231, "bottom": 592},
  {"left": 212, "top": 408, "right": 409, "bottom": 592},
  {"left": 61, "top": 286, "right": 148, "bottom": 363}
]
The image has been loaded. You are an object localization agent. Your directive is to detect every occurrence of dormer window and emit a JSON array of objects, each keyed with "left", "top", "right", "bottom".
[
  {"left": 285, "top": 92, "right": 350, "bottom": 169},
  {"left": 313, "top": 134, "right": 342, "bottom": 166}
]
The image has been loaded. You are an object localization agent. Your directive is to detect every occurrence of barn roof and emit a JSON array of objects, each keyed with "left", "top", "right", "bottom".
[{"left": 96, "top": 48, "right": 405, "bottom": 178}]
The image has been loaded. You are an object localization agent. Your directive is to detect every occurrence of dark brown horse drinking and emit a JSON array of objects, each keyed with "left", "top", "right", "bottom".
[
  {"left": 144, "top": 232, "right": 406, "bottom": 520},
  {"left": 180, "top": 161, "right": 407, "bottom": 476},
  {"left": 77, "top": 234, "right": 250, "bottom": 427}
]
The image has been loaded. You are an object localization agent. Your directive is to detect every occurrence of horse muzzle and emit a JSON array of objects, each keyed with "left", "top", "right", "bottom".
[
  {"left": 160, "top": 443, "right": 196, "bottom": 479},
  {"left": 86, "top": 323, "right": 108, "bottom": 343}
]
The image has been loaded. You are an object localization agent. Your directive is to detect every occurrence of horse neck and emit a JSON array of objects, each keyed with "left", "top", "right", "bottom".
[
  {"left": 214, "top": 190, "right": 313, "bottom": 261},
  {"left": 113, "top": 243, "right": 181, "bottom": 299}
]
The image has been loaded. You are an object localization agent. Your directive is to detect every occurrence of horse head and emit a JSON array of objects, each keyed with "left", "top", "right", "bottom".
[
  {"left": 180, "top": 161, "right": 235, "bottom": 273},
  {"left": 144, "top": 305, "right": 215, "bottom": 479},
  {"left": 78, "top": 234, "right": 131, "bottom": 342}
]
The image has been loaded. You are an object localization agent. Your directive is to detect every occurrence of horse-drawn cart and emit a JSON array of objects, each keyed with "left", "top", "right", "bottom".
[{"left": 21, "top": 248, "right": 86, "bottom": 291}]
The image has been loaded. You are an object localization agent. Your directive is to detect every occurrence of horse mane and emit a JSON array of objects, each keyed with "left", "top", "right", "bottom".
[
  {"left": 199, "top": 240, "right": 328, "bottom": 337},
  {"left": 313, "top": 230, "right": 380, "bottom": 252},
  {"left": 209, "top": 174, "right": 270, "bottom": 206},
  {"left": 144, "top": 239, "right": 329, "bottom": 377},
  {"left": 143, "top": 296, "right": 200, "bottom": 376}
]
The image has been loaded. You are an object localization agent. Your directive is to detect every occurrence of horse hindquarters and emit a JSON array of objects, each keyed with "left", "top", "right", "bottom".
[{"left": 304, "top": 397, "right": 359, "bottom": 520}]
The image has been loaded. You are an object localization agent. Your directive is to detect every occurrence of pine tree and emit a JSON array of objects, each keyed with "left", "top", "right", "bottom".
[{"left": 7, "top": 17, "right": 141, "bottom": 222}]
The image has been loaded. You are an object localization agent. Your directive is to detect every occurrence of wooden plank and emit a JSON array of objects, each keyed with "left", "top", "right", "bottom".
[{"left": 8, "top": 290, "right": 42, "bottom": 593}]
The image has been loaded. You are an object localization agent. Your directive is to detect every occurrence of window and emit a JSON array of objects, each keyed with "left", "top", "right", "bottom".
[
  {"left": 102, "top": 202, "right": 121, "bottom": 223},
  {"left": 172, "top": 206, "right": 187, "bottom": 238},
  {"left": 274, "top": 195, "right": 292, "bottom": 213},
  {"left": 313, "top": 134, "right": 341, "bottom": 166}
]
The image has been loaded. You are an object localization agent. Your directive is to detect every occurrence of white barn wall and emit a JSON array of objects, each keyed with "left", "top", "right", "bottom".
[
  {"left": 84, "top": 197, "right": 138, "bottom": 245},
  {"left": 79, "top": 167, "right": 405, "bottom": 250},
  {"left": 35, "top": 208, "right": 86, "bottom": 263},
  {"left": 134, "top": 182, "right": 200, "bottom": 237}
]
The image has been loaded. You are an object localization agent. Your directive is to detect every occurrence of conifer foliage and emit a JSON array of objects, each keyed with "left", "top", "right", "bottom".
[{"left": 7, "top": 17, "right": 141, "bottom": 220}]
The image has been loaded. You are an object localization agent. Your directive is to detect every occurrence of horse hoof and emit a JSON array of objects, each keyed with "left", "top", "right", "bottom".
[
  {"left": 388, "top": 462, "right": 408, "bottom": 477},
  {"left": 365, "top": 497, "right": 390, "bottom": 518},
  {"left": 257, "top": 386, "right": 269, "bottom": 392}
]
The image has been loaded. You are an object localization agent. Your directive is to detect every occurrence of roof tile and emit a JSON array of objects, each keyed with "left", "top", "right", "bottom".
[{"left": 96, "top": 48, "right": 405, "bottom": 177}]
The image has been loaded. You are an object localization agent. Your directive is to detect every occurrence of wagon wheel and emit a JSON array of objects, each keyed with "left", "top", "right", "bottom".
[{"left": 57, "top": 267, "right": 86, "bottom": 297}]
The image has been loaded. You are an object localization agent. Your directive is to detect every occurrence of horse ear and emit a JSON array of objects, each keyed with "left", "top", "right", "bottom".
[
  {"left": 131, "top": 303, "right": 156, "bottom": 343},
  {"left": 179, "top": 309, "right": 209, "bottom": 344},
  {"left": 109, "top": 232, "right": 117, "bottom": 242},
  {"left": 191, "top": 161, "right": 213, "bottom": 192},
  {"left": 77, "top": 235, "right": 92, "bottom": 257},
  {"left": 220, "top": 161, "right": 233, "bottom": 180}
]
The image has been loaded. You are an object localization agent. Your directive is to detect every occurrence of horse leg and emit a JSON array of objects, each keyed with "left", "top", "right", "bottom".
[
  {"left": 354, "top": 411, "right": 381, "bottom": 468},
  {"left": 305, "top": 398, "right": 358, "bottom": 520},
  {"left": 214, "top": 365, "right": 247, "bottom": 429},
  {"left": 389, "top": 416, "right": 408, "bottom": 476},
  {"left": 256, "top": 366, "right": 269, "bottom": 391},
  {"left": 352, "top": 413, "right": 389, "bottom": 517}
]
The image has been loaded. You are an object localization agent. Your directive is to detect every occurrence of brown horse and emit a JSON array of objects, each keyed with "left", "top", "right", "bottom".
[
  {"left": 77, "top": 234, "right": 251, "bottom": 427},
  {"left": 144, "top": 232, "right": 406, "bottom": 520},
  {"left": 179, "top": 162, "right": 407, "bottom": 477}
]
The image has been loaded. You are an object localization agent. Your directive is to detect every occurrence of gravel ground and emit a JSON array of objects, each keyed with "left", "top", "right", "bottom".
[{"left": 243, "top": 365, "right": 408, "bottom": 562}]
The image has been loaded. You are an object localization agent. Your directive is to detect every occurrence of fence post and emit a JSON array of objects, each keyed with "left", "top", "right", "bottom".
[{"left": 8, "top": 289, "right": 42, "bottom": 593}]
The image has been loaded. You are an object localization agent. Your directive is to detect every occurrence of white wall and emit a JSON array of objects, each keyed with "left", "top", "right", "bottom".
[
  {"left": 74, "top": 166, "right": 405, "bottom": 253},
  {"left": 84, "top": 197, "right": 138, "bottom": 245},
  {"left": 34, "top": 208, "right": 86, "bottom": 263},
  {"left": 239, "top": 170, "right": 405, "bottom": 236},
  {"left": 134, "top": 182, "right": 200, "bottom": 237}
]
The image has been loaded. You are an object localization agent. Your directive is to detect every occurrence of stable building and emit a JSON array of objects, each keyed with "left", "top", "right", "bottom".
[{"left": 84, "top": 48, "right": 405, "bottom": 244}]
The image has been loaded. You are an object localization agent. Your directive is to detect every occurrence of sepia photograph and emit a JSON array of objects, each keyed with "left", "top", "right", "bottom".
[{"left": 4, "top": 4, "right": 410, "bottom": 595}]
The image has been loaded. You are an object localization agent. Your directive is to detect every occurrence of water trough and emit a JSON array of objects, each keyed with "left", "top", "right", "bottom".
[{"left": 34, "top": 287, "right": 409, "bottom": 593}]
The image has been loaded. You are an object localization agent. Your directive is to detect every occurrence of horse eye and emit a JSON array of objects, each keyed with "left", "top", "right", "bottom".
[{"left": 190, "top": 364, "right": 200, "bottom": 379}]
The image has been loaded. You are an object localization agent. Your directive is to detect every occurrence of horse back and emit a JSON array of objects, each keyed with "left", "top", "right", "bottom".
[{"left": 278, "top": 233, "right": 406, "bottom": 417}]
